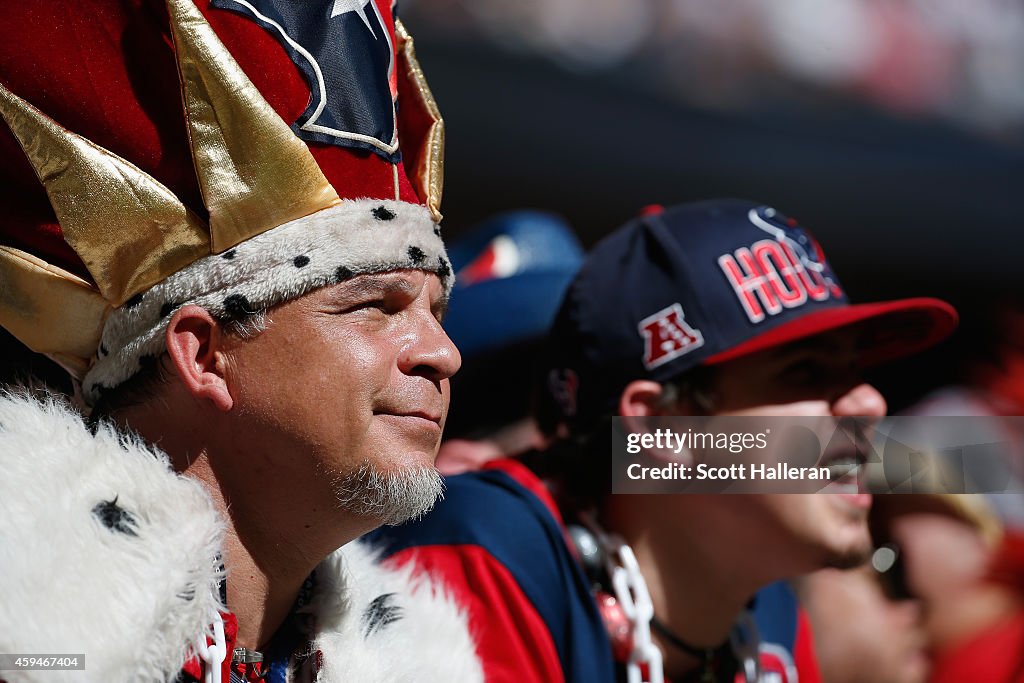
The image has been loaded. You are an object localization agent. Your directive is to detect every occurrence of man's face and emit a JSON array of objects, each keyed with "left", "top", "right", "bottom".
[
  {"left": 679, "top": 332, "right": 886, "bottom": 575},
  {"left": 219, "top": 269, "right": 460, "bottom": 527}
]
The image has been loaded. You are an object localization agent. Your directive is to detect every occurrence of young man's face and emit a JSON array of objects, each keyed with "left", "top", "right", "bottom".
[
  {"left": 684, "top": 332, "right": 886, "bottom": 574},
  {"left": 220, "top": 269, "right": 460, "bottom": 526}
]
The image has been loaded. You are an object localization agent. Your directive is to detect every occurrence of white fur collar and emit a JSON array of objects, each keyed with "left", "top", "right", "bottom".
[{"left": 0, "top": 392, "right": 481, "bottom": 682}]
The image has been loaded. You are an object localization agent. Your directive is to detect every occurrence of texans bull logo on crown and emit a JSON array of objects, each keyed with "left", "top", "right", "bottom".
[
  {"left": 719, "top": 207, "right": 844, "bottom": 324},
  {"left": 212, "top": 0, "right": 401, "bottom": 160}
]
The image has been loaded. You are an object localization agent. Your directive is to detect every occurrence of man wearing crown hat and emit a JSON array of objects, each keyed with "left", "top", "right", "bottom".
[{"left": 0, "top": 1, "right": 482, "bottom": 681}]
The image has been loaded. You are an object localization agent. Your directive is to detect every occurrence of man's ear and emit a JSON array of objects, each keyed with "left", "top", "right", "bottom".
[{"left": 165, "top": 305, "right": 234, "bottom": 412}]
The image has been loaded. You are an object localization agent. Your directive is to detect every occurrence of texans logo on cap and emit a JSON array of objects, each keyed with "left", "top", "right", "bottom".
[
  {"left": 718, "top": 207, "right": 845, "bottom": 324},
  {"left": 748, "top": 206, "right": 840, "bottom": 292},
  {"left": 212, "top": 0, "right": 400, "bottom": 160}
]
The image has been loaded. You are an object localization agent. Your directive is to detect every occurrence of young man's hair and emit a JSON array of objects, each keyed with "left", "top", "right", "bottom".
[{"left": 528, "top": 364, "right": 718, "bottom": 514}]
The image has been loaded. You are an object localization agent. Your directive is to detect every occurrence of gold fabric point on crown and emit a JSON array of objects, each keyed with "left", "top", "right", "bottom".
[
  {"left": 0, "top": 246, "right": 107, "bottom": 378},
  {"left": 167, "top": 0, "right": 340, "bottom": 254},
  {"left": 395, "top": 19, "right": 444, "bottom": 224},
  {"left": 0, "top": 83, "right": 211, "bottom": 307}
]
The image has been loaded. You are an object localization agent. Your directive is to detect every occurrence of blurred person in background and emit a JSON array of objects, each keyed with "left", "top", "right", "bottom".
[
  {"left": 798, "top": 563, "right": 928, "bottom": 683},
  {"left": 870, "top": 496, "right": 1024, "bottom": 683},
  {"left": 434, "top": 211, "right": 585, "bottom": 475},
  {"left": 888, "top": 300, "right": 1024, "bottom": 681},
  {"left": 906, "top": 299, "right": 1024, "bottom": 524},
  {"left": 797, "top": 494, "right": 1001, "bottom": 683},
  {"left": 371, "top": 199, "right": 958, "bottom": 682}
]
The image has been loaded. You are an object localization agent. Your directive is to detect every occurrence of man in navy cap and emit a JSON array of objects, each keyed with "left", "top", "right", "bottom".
[{"left": 370, "top": 199, "right": 957, "bottom": 682}]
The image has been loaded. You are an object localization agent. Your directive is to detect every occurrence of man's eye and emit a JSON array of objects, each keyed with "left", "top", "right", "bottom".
[{"left": 343, "top": 300, "right": 388, "bottom": 314}]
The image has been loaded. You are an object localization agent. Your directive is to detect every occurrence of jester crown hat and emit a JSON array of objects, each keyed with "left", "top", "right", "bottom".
[{"left": 0, "top": 0, "right": 448, "bottom": 405}]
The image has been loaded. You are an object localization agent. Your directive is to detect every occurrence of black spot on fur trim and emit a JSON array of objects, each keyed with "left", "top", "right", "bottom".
[
  {"left": 221, "top": 250, "right": 237, "bottom": 260},
  {"left": 335, "top": 266, "right": 354, "bottom": 282},
  {"left": 160, "top": 302, "right": 179, "bottom": 318},
  {"left": 293, "top": 255, "right": 310, "bottom": 268},
  {"left": 99, "top": 344, "right": 109, "bottom": 357},
  {"left": 124, "top": 293, "right": 144, "bottom": 309},
  {"left": 433, "top": 226, "right": 442, "bottom": 237},
  {"left": 362, "top": 593, "right": 403, "bottom": 638},
  {"left": 223, "top": 294, "right": 255, "bottom": 320},
  {"left": 436, "top": 257, "right": 451, "bottom": 279},
  {"left": 407, "top": 246, "right": 425, "bottom": 265},
  {"left": 92, "top": 498, "right": 138, "bottom": 537},
  {"left": 372, "top": 205, "right": 396, "bottom": 221}
]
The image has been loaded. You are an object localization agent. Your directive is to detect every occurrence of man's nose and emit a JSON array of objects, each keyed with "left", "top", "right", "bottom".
[{"left": 399, "top": 315, "right": 462, "bottom": 383}]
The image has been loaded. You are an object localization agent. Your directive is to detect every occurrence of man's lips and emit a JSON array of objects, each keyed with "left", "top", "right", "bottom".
[{"left": 376, "top": 410, "right": 443, "bottom": 425}]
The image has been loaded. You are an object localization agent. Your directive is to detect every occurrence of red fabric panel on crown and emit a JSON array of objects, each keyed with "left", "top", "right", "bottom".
[
  {"left": 0, "top": 1, "right": 195, "bottom": 281},
  {"left": 0, "top": 0, "right": 424, "bottom": 285}
]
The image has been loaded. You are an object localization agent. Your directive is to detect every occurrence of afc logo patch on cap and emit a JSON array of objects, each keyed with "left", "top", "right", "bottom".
[{"left": 639, "top": 303, "right": 705, "bottom": 370}]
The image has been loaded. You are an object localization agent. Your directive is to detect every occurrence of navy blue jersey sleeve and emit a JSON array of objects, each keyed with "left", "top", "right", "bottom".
[{"left": 366, "top": 466, "right": 615, "bottom": 683}]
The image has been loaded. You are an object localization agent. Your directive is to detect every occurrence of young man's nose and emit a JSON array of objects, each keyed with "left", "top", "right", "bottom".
[{"left": 831, "top": 383, "right": 888, "bottom": 417}]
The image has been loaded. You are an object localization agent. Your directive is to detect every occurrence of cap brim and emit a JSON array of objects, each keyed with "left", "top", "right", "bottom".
[{"left": 703, "top": 298, "right": 958, "bottom": 369}]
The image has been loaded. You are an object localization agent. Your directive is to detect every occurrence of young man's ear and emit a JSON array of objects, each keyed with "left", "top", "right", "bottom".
[
  {"left": 619, "top": 380, "right": 665, "bottom": 419},
  {"left": 165, "top": 305, "right": 234, "bottom": 412},
  {"left": 619, "top": 379, "right": 694, "bottom": 466}
]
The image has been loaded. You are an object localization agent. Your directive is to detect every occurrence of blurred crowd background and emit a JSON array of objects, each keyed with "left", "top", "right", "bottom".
[{"left": 397, "top": 0, "right": 1024, "bottom": 412}]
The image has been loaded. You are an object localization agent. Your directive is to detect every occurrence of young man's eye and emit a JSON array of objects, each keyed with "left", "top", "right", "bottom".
[{"left": 781, "top": 360, "right": 821, "bottom": 384}]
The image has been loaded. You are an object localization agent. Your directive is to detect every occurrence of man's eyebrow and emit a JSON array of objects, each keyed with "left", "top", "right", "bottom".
[
  {"left": 334, "top": 274, "right": 418, "bottom": 299},
  {"left": 329, "top": 274, "right": 449, "bottom": 319}
]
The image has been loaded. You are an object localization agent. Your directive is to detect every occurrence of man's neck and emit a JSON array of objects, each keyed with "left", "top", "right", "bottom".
[
  {"left": 602, "top": 497, "right": 762, "bottom": 679},
  {"left": 190, "top": 459, "right": 316, "bottom": 650},
  {"left": 115, "top": 405, "right": 369, "bottom": 651},
  {"left": 186, "top": 449, "right": 378, "bottom": 650}
]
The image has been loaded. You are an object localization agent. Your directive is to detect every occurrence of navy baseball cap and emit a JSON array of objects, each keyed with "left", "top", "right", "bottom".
[
  {"left": 444, "top": 211, "right": 584, "bottom": 362},
  {"left": 542, "top": 199, "right": 957, "bottom": 425}
]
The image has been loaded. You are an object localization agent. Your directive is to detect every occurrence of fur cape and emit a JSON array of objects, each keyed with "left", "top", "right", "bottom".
[{"left": 0, "top": 392, "right": 482, "bottom": 682}]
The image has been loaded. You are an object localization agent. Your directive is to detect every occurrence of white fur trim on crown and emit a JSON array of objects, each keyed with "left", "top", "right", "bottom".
[
  {"left": 83, "top": 199, "right": 451, "bottom": 405},
  {"left": 0, "top": 391, "right": 224, "bottom": 682}
]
